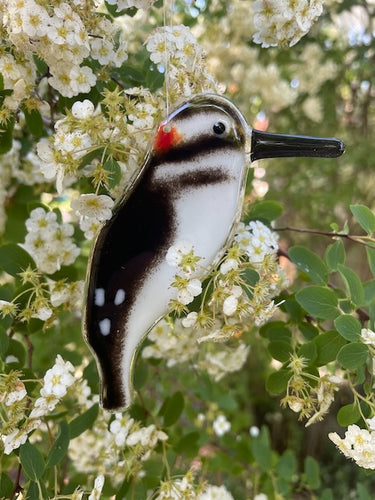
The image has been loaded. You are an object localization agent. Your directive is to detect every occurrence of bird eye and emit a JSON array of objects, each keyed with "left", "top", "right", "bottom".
[{"left": 213, "top": 121, "right": 226, "bottom": 135}]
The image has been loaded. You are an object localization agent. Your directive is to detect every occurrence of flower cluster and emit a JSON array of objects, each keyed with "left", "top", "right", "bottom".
[
  {"left": 21, "top": 207, "right": 80, "bottom": 275},
  {"left": 106, "top": 0, "right": 156, "bottom": 12},
  {"left": 68, "top": 409, "right": 168, "bottom": 481},
  {"left": 252, "top": 0, "right": 324, "bottom": 47},
  {"left": 146, "top": 24, "right": 216, "bottom": 98},
  {"left": 71, "top": 193, "right": 114, "bottom": 240},
  {"left": 30, "top": 354, "right": 76, "bottom": 418},
  {"left": 166, "top": 240, "right": 203, "bottom": 308},
  {"left": 142, "top": 317, "right": 250, "bottom": 382},
  {"left": 212, "top": 414, "right": 231, "bottom": 437},
  {"left": 0, "top": 355, "right": 76, "bottom": 455},
  {"left": 1, "top": 0, "right": 128, "bottom": 104},
  {"left": 329, "top": 422, "right": 375, "bottom": 470},
  {"left": 88, "top": 475, "right": 105, "bottom": 500},
  {"left": 281, "top": 354, "right": 342, "bottom": 426},
  {"left": 35, "top": 89, "right": 161, "bottom": 196},
  {"left": 155, "top": 472, "right": 234, "bottom": 500},
  {"left": 203, "top": 5, "right": 298, "bottom": 113},
  {"left": 142, "top": 318, "right": 200, "bottom": 367}
]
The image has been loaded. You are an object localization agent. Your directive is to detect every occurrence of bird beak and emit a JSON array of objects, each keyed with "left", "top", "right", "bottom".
[{"left": 250, "top": 129, "right": 345, "bottom": 162}]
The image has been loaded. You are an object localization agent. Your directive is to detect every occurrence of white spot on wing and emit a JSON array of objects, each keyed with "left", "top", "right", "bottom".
[
  {"left": 99, "top": 318, "right": 111, "bottom": 336},
  {"left": 114, "top": 289, "right": 126, "bottom": 305},
  {"left": 95, "top": 288, "right": 105, "bottom": 306}
]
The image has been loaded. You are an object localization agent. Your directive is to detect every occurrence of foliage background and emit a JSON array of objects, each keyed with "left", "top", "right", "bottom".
[{"left": 2, "top": 0, "right": 375, "bottom": 498}]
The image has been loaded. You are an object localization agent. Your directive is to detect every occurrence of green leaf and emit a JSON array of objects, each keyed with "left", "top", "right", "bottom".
[
  {"left": 103, "top": 156, "right": 122, "bottom": 190},
  {"left": 337, "top": 343, "right": 369, "bottom": 370},
  {"left": 245, "top": 200, "right": 283, "bottom": 224},
  {"left": 297, "top": 341, "right": 317, "bottom": 363},
  {"left": 133, "top": 358, "right": 149, "bottom": 391},
  {"left": 24, "top": 108, "right": 44, "bottom": 137},
  {"left": 334, "top": 314, "right": 361, "bottom": 342},
  {"left": 268, "top": 341, "right": 292, "bottom": 363},
  {"left": 337, "top": 403, "right": 361, "bottom": 426},
  {"left": 325, "top": 240, "right": 345, "bottom": 271},
  {"left": 0, "top": 473, "right": 13, "bottom": 498},
  {"left": 260, "top": 322, "right": 291, "bottom": 342},
  {"left": 296, "top": 286, "right": 338, "bottom": 320},
  {"left": 276, "top": 450, "right": 297, "bottom": 480},
  {"left": 314, "top": 331, "right": 347, "bottom": 366},
  {"left": 338, "top": 264, "right": 365, "bottom": 307},
  {"left": 350, "top": 204, "right": 375, "bottom": 235},
  {"left": 26, "top": 482, "right": 39, "bottom": 500},
  {"left": 242, "top": 268, "right": 259, "bottom": 290},
  {"left": 304, "top": 456, "right": 321, "bottom": 490},
  {"left": 357, "top": 483, "right": 373, "bottom": 500},
  {"left": 0, "top": 117, "right": 14, "bottom": 155},
  {"left": 266, "top": 369, "right": 291, "bottom": 394},
  {"left": 366, "top": 247, "right": 375, "bottom": 276},
  {"left": 0, "top": 244, "right": 35, "bottom": 277},
  {"left": 251, "top": 427, "right": 272, "bottom": 472},
  {"left": 19, "top": 441, "right": 45, "bottom": 481},
  {"left": 280, "top": 295, "right": 305, "bottom": 322},
  {"left": 320, "top": 489, "right": 334, "bottom": 500},
  {"left": 5, "top": 338, "right": 26, "bottom": 368},
  {"left": 46, "top": 421, "right": 70, "bottom": 467},
  {"left": 69, "top": 403, "right": 99, "bottom": 439},
  {"left": 174, "top": 431, "right": 200, "bottom": 456},
  {"left": 299, "top": 322, "right": 319, "bottom": 340},
  {"left": 162, "top": 391, "right": 184, "bottom": 427},
  {"left": 364, "top": 279, "right": 375, "bottom": 305},
  {"left": 289, "top": 246, "right": 328, "bottom": 283},
  {"left": 0, "top": 327, "right": 9, "bottom": 358}
]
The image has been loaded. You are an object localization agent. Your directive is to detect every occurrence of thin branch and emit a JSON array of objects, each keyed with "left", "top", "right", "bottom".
[
  {"left": 24, "top": 335, "right": 34, "bottom": 370},
  {"left": 9, "top": 464, "right": 22, "bottom": 500},
  {"left": 276, "top": 226, "right": 375, "bottom": 249}
]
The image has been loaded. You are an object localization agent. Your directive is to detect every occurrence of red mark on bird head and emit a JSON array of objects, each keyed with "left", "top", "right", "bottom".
[{"left": 153, "top": 123, "right": 182, "bottom": 153}]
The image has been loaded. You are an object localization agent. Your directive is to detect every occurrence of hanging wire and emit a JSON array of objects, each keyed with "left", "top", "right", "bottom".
[{"left": 163, "top": 0, "right": 174, "bottom": 116}]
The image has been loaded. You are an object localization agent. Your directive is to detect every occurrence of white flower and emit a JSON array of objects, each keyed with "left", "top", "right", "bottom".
[
  {"left": 213, "top": 415, "right": 231, "bottom": 437},
  {"left": 88, "top": 474, "right": 105, "bottom": 500},
  {"left": 220, "top": 258, "right": 239, "bottom": 275},
  {"left": 252, "top": 0, "right": 324, "bottom": 47},
  {"left": 71, "top": 194, "right": 114, "bottom": 222},
  {"left": 249, "top": 426, "right": 260, "bottom": 437},
  {"left": 29, "top": 395, "right": 59, "bottom": 418},
  {"left": 361, "top": 328, "right": 375, "bottom": 346},
  {"left": 90, "top": 38, "right": 116, "bottom": 65},
  {"left": 20, "top": 1, "right": 50, "bottom": 37},
  {"left": 5, "top": 382, "right": 27, "bottom": 406},
  {"left": 198, "top": 344, "right": 250, "bottom": 381},
  {"left": 72, "top": 99, "right": 95, "bottom": 119},
  {"left": 329, "top": 424, "right": 375, "bottom": 469},
  {"left": 177, "top": 278, "right": 202, "bottom": 305},
  {"left": 367, "top": 417, "right": 375, "bottom": 431},
  {"left": 182, "top": 311, "right": 198, "bottom": 328},
  {"left": 41, "top": 355, "right": 75, "bottom": 398},
  {"left": 198, "top": 485, "right": 234, "bottom": 500},
  {"left": 166, "top": 240, "right": 193, "bottom": 267},
  {"left": 32, "top": 305, "right": 53, "bottom": 321},
  {"left": 126, "top": 424, "right": 168, "bottom": 447},
  {"left": 109, "top": 413, "right": 134, "bottom": 447},
  {"left": 79, "top": 217, "right": 101, "bottom": 240},
  {"left": 2, "top": 428, "right": 28, "bottom": 455},
  {"left": 22, "top": 207, "right": 80, "bottom": 274},
  {"left": 223, "top": 295, "right": 238, "bottom": 316}
]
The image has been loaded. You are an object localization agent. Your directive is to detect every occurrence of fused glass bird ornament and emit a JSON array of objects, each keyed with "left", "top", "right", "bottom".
[{"left": 83, "top": 94, "right": 344, "bottom": 411}]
